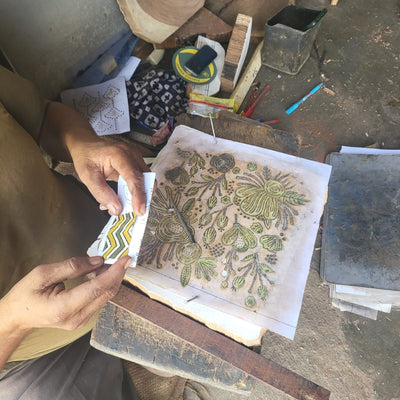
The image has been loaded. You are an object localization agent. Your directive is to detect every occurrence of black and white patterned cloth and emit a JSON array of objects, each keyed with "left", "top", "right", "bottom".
[{"left": 126, "top": 69, "right": 188, "bottom": 130}]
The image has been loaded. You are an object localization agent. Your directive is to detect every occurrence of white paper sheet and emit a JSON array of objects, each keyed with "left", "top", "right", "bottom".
[
  {"left": 117, "top": 56, "right": 141, "bottom": 81},
  {"left": 331, "top": 298, "right": 378, "bottom": 320},
  {"left": 128, "top": 125, "right": 331, "bottom": 340},
  {"left": 61, "top": 76, "right": 130, "bottom": 136},
  {"left": 340, "top": 146, "right": 400, "bottom": 155}
]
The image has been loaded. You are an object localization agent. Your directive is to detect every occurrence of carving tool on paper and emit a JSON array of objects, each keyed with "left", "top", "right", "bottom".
[
  {"left": 168, "top": 197, "right": 196, "bottom": 243},
  {"left": 243, "top": 83, "right": 270, "bottom": 118},
  {"left": 285, "top": 83, "right": 323, "bottom": 115}
]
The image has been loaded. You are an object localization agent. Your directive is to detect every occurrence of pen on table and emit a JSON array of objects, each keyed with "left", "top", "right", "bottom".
[
  {"left": 243, "top": 84, "right": 270, "bottom": 118},
  {"left": 262, "top": 119, "right": 281, "bottom": 125},
  {"left": 243, "top": 82, "right": 260, "bottom": 114},
  {"left": 285, "top": 83, "right": 324, "bottom": 115},
  {"left": 136, "top": 120, "right": 152, "bottom": 130}
]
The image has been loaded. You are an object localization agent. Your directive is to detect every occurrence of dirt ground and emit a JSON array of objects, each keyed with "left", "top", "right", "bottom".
[{"left": 201, "top": 1, "right": 400, "bottom": 399}]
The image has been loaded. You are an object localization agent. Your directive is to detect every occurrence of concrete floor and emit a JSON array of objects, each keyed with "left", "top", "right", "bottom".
[{"left": 202, "top": 1, "right": 400, "bottom": 399}]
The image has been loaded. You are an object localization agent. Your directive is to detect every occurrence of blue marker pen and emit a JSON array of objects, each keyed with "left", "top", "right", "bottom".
[{"left": 285, "top": 83, "right": 324, "bottom": 115}]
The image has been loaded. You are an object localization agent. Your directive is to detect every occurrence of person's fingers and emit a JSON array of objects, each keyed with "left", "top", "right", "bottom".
[
  {"left": 125, "top": 171, "right": 147, "bottom": 216},
  {"left": 79, "top": 165, "right": 122, "bottom": 216},
  {"left": 33, "top": 256, "right": 105, "bottom": 288},
  {"left": 111, "top": 156, "right": 149, "bottom": 216},
  {"left": 56, "top": 256, "right": 130, "bottom": 321},
  {"left": 74, "top": 141, "right": 151, "bottom": 216}
]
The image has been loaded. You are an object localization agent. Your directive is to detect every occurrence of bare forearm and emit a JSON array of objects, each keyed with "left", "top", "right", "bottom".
[
  {"left": 39, "top": 101, "right": 99, "bottom": 162},
  {"left": 0, "top": 303, "right": 31, "bottom": 371}
]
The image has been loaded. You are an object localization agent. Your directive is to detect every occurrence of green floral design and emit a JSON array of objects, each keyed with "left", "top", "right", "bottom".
[
  {"left": 221, "top": 214, "right": 257, "bottom": 253},
  {"left": 260, "top": 234, "right": 284, "bottom": 252},
  {"left": 186, "top": 153, "right": 235, "bottom": 204},
  {"left": 198, "top": 204, "right": 232, "bottom": 247},
  {"left": 138, "top": 149, "right": 306, "bottom": 308},
  {"left": 234, "top": 253, "right": 275, "bottom": 306},
  {"left": 234, "top": 166, "right": 308, "bottom": 230},
  {"left": 138, "top": 185, "right": 215, "bottom": 287},
  {"left": 177, "top": 243, "right": 217, "bottom": 286}
]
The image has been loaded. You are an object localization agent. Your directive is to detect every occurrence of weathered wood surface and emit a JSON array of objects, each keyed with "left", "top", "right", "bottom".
[
  {"left": 205, "top": 0, "right": 290, "bottom": 40},
  {"left": 116, "top": 0, "right": 204, "bottom": 44},
  {"left": 92, "top": 285, "right": 330, "bottom": 400},
  {"left": 91, "top": 300, "right": 254, "bottom": 394},
  {"left": 154, "top": 8, "right": 233, "bottom": 49},
  {"left": 177, "top": 110, "right": 300, "bottom": 156},
  {"left": 231, "top": 40, "right": 263, "bottom": 109}
]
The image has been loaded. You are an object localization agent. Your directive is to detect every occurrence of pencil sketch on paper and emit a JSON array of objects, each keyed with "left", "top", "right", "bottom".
[
  {"left": 60, "top": 77, "right": 130, "bottom": 136},
  {"left": 138, "top": 147, "right": 308, "bottom": 310}
]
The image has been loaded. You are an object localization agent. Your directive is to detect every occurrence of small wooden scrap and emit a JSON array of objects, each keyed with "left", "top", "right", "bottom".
[
  {"left": 132, "top": 39, "right": 155, "bottom": 61},
  {"left": 154, "top": 8, "right": 233, "bottom": 49},
  {"left": 322, "top": 87, "right": 336, "bottom": 96},
  {"left": 220, "top": 13, "right": 253, "bottom": 93}
]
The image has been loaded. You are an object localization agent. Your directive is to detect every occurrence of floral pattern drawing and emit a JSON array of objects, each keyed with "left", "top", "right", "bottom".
[{"left": 138, "top": 149, "right": 308, "bottom": 310}]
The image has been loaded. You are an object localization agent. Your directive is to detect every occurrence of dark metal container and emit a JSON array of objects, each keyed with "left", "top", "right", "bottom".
[{"left": 262, "top": 6, "right": 327, "bottom": 75}]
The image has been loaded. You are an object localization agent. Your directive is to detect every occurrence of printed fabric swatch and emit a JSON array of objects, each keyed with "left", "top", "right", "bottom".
[
  {"left": 102, "top": 212, "right": 136, "bottom": 260},
  {"left": 126, "top": 69, "right": 188, "bottom": 130}
]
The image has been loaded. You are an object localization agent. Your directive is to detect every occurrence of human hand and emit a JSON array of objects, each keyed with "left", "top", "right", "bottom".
[
  {"left": 0, "top": 256, "right": 130, "bottom": 333},
  {"left": 39, "top": 102, "right": 151, "bottom": 216},
  {"left": 70, "top": 139, "right": 151, "bottom": 216}
]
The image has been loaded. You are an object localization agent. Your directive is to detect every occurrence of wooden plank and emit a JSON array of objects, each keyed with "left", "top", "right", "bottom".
[
  {"left": 231, "top": 40, "right": 263, "bottom": 109},
  {"left": 220, "top": 14, "right": 252, "bottom": 93},
  {"left": 177, "top": 111, "right": 300, "bottom": 156},
  {"left": 154, "top": 8, "right": 233, "bottom": 49},
  {"left": 205, "top": 0, "right": 290, "bottom": 36},
  {"left": 110, "top": 285, "right": 331, "bottom": 400},
  {"left": 91, "top": 302, "right": 254, "bottom": 394}
]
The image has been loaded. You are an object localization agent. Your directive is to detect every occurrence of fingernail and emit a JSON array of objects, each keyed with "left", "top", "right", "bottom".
[
  {"left": 89, "top": 256, "right": 103, "bottom": 266},
  {"left": 138, "top": 204, "right": 146, "bottom": 216},
  {"left": 107, "top": 203, "right": 119, "bottom": 216},
  {"left": 123, "top": 256, "right": 132, "bottom": 270},
  {"left": 99, "top": 204, "right": 107, "bottom": 211}
]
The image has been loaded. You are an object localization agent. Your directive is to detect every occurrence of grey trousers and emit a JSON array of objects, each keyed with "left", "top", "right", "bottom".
[{"left": 0, "top": 333, "right": 139, "bottom": 400}]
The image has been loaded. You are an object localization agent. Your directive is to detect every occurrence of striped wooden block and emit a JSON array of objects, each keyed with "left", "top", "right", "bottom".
[{"left": 221, "top": 14, "right": 253, "bottom": 93}]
